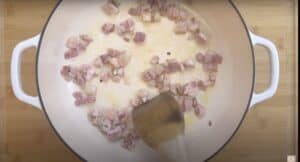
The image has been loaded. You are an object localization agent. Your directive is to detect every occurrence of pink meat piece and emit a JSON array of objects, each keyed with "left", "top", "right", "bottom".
[
  {"left": 187, "top": 18, "right": 200, "bottom": 33},
  {"left": 194, "top": 104, "right": 206, "bottom": 119},
  {"left": 88, "top": 108, "right": 129, "bottom": 141},
  {"left": 60, "top": 65, "right": 72, "bottom": 81},
  {"left": 102, "top": 23, "right": 115, "bottom": 34},
  {"left": 195, "top": 52, "right": 204, "bottom": 63},
  {"left": 116, "top": 18, "right": 135, "bottom": 36},
  {"left": 137, "top": 89, "right": 150, "bottom": 103},
  {"left": 203, "top": 62, "right": 218, "bottom": 72},
  {"left": 183, "top": 59, "right": 195, "bottom": 69},
  {"left": 73, "top": 91, "right": 96, "bottom": 106},
  {"left": 165, "top": 59, "right": 182, "bottom": 73},
  {"left": 183, "top": 81, "right": 198, "bottom": 97},
  {"left": 197, "top": 80, "right": 207, "bottom": 91},
  {"left": 66, "top": 36, "right": 80, "bottom": 49},
  {"left": 174, "top": 21, "right": 188, "bottom": 34},
  {"left": 93, "top": 57, "right": 103, "bottom": 68},
  {"left": 195, "top": 31, "right": 208, "bottom": 44},
  {"left": 102, "top": 1, "right": 120, "bottom": 15},
  {"left": 182, "top": 96, "right": 194, "bottom": 112},
  {"left": 133, "top": 32, "right": 146, "bottom": 44},
  {"left": 80, "top": 34, "right": 93, "bottom": 44},
  {"left": 130, "top": 97, "right": 141, "bottom": 107},
  {"left": 64, "top": 35, "right": 93, "bottom": 59},
  {"left": 121, "top": 129, "right": 140, "bottom": 150},
  {"left": 70, "top": 65, "right": 96, "bottom": 87},
  {"left": 165, "top": 4, "right": 188, "bottom": 21},
  {"left": 100, "top": 54, "right": 112, "bottom": 64},
  {"left": 150, "top": 55, "right": 160, "bottom": 65},
  {"left": 128, "top": 7, "right": 140, "bottom": 16},
  {"left": 64, "top": 49, "right": 79, "bottom": 59}
]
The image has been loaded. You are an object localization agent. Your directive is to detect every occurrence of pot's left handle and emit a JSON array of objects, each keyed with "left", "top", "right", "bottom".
[{"left": 11, "top": 34, "right": 41, "bottom": 109}]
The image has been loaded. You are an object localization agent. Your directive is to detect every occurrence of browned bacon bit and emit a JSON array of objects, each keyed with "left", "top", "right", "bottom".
[
  {"left": 102, "top": 23, "right": 115, "bottom": 34},
  {"left": 182, "top": 59, "right": 195, "bottom": 69},
  {"left": 174, "top": 21, "right": 188, "bottom": 34},
  {"left": 150, "top": 55, "right": 160, "bottom": 65},
  {"left": 165, "top": 59, "right": 183, "bottom": 73},
  {"left": 116, "top": 18, "right": 135, "bottom": 36},
  {"left": 73, "top": 91, "right": 96, "bottom": 106},
  {"left": 133, "top": 32, "right": 146, "bottom": 44},
  {"left": 102, "top": 0, "right": 120, "bottom": 16}
]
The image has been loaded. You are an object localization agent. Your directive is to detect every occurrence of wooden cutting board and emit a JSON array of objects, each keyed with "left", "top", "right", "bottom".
[{"left": 0, "top": 1, "right": 298, "bottom": 162}]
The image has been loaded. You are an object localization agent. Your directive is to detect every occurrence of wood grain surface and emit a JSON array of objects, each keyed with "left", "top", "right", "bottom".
[{"left": 0, "top": 0, "right": 298, "bottom": 162}]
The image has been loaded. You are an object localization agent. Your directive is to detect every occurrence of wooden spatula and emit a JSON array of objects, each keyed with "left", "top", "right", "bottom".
[{"left": 132, "top": 92, "right": 190, "bottom": 162}]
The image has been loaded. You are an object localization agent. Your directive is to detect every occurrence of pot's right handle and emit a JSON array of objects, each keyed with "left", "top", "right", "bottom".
[
  {"left": 250, "top": 32, "right": 280, "bottom": 107},
  {"left": 11, "top": 34, "right": 41, "bottom": 109}
]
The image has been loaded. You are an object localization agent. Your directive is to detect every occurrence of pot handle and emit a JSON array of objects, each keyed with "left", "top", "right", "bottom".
[
  {"left": 11, "top": 34, "right": 41, "bottom": 109},
  {"left": 250, "top": 32, "right": 280, "bottom": 107}
]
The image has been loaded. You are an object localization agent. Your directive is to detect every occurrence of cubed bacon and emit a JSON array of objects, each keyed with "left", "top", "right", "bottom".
[
  {"left": 187, "top": 18, "right": 200, "bottom": 33},
  {"left": 128, "top": 7, "right": 140, "bottom": 16},
  {"left": 195, "top": 31, "right": 208, "bottom": 44},
  {"left": 182, "top": 96, "right": 194, "bottom": 112},
  {"left": 183, "top": 81, "right": 198, "bottom": 97},
  {"left": 93, "top": 57, "right": 103, "bottom": 68},
  {"left": 174, "top": 21, "right": 188, "bottom": 34},
  {"left": 72, "top": 91, "right": 83, "bottom": 100},
  {"left": 116, "top": 18, "right": 135, "bottom": 36},
  {"left": 166, "top": 4, "right": 188, "bottom": 21},
  {"left": 100, "top": 54, "right": 112, "bottom": 64},
  {"left": 121, "top": 130, "right": 139, "bottom": 150},
  {"left": 195, "top": 52, "right": 204, "bottom": 63},
  {"left": 133, "top": 32, "right": 146, "bottom": 44},
  {"left": 64, "top": 35, "right": 93, "bottom": 59},
  {"left": 137, "top": 89, "right": 150, "bottom": 102},
  {"left": 73, "top": 91, "right": 96, "bottom": 106},
  {"left": 203, "top": 62, "right": 218, "bottom": 72},
  {"left": 197, "top": 80, "right": 207, "bottom": 91},
  {"left": 64, "top": 49, "right": 79, "bottom": 59},
  {"left": 165, "top": 59, "right": 182, "bottom": 73},
  {"left": 66, "top": 36, "right": 80, "bottom": 49},
  {"left": 194, "top": 104, "right": 206, "bottom": 119},
  {"left": 79, "top": 34, "right": 93, "bottom": 44},
  {"left": 102, "top": 1, "right": 120, "bottom": 15},
  {"left": 60, "top": 65, "right": 72, "bottom": 81},
  {"left": 150, "top": 55, "right": 160, "bottom": 65},
  {"left": 102, "top": 23, "right": 115, "bottom": 34},
  {"left": 183, "top": 59, "right": 195, "bottom": 69}
]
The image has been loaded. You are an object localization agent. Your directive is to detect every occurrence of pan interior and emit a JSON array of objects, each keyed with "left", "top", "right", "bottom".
[{"left": 37, "top": 1, "right": 254, "bottom": 162}]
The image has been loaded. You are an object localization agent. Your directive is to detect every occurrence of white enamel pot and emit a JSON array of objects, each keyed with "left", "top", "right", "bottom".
[{"left": 11, "top": 1, "right": 279, "bottom": 162}]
